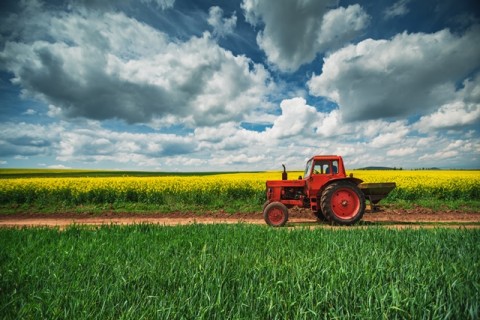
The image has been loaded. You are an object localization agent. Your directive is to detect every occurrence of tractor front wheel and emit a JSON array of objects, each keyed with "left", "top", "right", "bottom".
[
  {"left": 262, "top": 200, "right": 271, "bottom": 211},
  {"left": 320, "top": 181, "right": 365, "bottom": 225},
  {"left": 263, "top": 202, "right": 288, "bottom": 227}
]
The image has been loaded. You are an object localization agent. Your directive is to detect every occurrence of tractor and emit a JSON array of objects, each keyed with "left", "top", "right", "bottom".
[{"left": 263, "top": 155, "right": 395, "bottom": 226}]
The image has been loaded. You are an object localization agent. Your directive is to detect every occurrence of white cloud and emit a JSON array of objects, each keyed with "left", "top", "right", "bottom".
[
  {"left": 0, "top": 122, "right": 63, "bottom": 157},
  {"left": 22, "top": 109, "right": 37, "bottom": 115},
  {"left": 265, "top": 97, "right": 319, "bottom": 139},
  {"left": 242, "top": 0, "right": 369, "bottom": 71},
  {"left": 47, "top": 164, "right": 71, "bottom": 169},
  {"left": 317, "top": 5, "right": 370, "bottom": 51},
  {"left": 47, "top": 105, "right": 63, "bottom": 118},
  {"left": 14, "top": 155, "right": 29, "bottom": 160},
  {"left": 419, "top": 150, "right": 458, "bottom": 161},
  {"left": 369, "top": 122, "right": 409, "bottom": 148},
  {"left": 315, "top": 109, "right": 345, "bottom": 137},
  {"left": 387, "top": 147, "right": 417, "bottom": 157},
  {"left": 1, "top": 107, "right": 479, "bottom": 170},
  {"left": 212, "top": 153, "right": 266, "bottom": 166},
  {"left": 140, "top": 0, "right": 175, "bottom": 10},
  {"left": 415, "top": 76, "right": 480, "bottom": 131},
  {"left": 208, "top": 6, "right": 237, "bottom": 38},
  {"left": 0, "top": 9, "right": 272, "bottom": 127},
  {"left": 56, "top": 127, "right": 196, "bottom": 164},
  {"left": 308, "top": 26, "right": 480, "bottom": 122},
  {"left": 384, "top": 0, "right": 410, "bottom": 19},
  {"left": 416, "top": 101, "right": 480, "bottom": 131}
]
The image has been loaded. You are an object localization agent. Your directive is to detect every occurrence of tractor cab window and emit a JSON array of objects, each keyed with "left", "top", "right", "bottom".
[
  {"left": 304, "top": 159, "right": 313, "bottom": 178},
  {"left": 313, "top": 161, "right": 328, "bottom": 174},
  {"left": 329, "top": 160, "right": 339, "bottom": 174},
  {"left": 313, "top": 160, "right": 339, "bottom": 175}
]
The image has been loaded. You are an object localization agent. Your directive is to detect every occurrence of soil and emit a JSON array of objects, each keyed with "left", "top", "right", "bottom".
[{"left": 0, "top": 206, "right": 479, "bottom": 229}]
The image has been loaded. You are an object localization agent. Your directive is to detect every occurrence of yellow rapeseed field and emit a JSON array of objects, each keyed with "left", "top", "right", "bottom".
[
  {"left": 0, "top": 170, "right": 478, "bottom": 207},
  {"left": 351, "top": 170, "right": 480, "bottom": 201}
]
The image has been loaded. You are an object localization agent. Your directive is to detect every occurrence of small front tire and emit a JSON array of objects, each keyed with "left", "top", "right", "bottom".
[
  {"left": 262, "top": 200, "right": 271, "bottom": 211},
  {"left": 263, "top": 202, "right": 288, "bottom": 227}
]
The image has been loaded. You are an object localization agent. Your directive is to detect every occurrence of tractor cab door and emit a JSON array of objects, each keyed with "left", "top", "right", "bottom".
[{"left": 306, "top": 159, "right": 340, "bottom": 196}]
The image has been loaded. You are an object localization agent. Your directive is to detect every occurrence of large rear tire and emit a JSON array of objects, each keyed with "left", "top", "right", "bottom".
[
  {"left": 263, "top": 202, "right": 288, "bottom": 227},
  {"left": 320, "top": 181, "right": 365, "bottom": 225},
  {"left": 313, "top": 209, "right": 328, "bottom": 222}
]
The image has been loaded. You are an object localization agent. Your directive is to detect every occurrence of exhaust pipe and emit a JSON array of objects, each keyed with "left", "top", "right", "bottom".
[{"left": 282, "top": 164, "right": 288, "bottom": 180}]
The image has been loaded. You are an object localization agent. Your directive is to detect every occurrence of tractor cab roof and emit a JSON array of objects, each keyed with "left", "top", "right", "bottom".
[{"left": 309, "top": 155, "right": 343, "bottom": 161}]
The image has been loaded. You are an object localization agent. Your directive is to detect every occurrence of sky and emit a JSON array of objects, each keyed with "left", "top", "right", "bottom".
[{"left": 0, "top": 0, "right": 479, "bottom": 171}]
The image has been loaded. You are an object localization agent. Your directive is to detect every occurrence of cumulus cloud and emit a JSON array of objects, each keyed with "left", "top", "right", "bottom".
[
  {"left": 265, "top": 98, "right": 319, "bottom": 139},
  {"left": 0, "top": 7, "right": 271, "bottom": 127},
  {"left": 308, "top": 26, "right": 480, "bottom": 122},
  {"left": 56, "top": 127, "right": 196, "bottom": 164},
  {"left": 242, "top": 0, "right": 369, "bottom": 72},
  {"left": 1, "top": 105, "right": 478, "bottom": 170},
  {"left": 369, "top": 122, "right": 409, "bottom": 148},
  {"left": 208, "top": 6, "right": 237, "bottom": 38},
  {"left": 0, "top": 122, "right": 62, "bottom": 157},
  {"left": 315, "top": 109, "right": 345, "bottom": 137},
  {"left": 416, "top": 101, "right": 480, "bottom": 131},
  {"left": 387, "top": 147, "right": 417, "bottom": 157},
  {"left": 415, "top": 76, "right": 480, "bottom": 131},
  {"left": 419, "top": 150, "right": 458, "bottom": 161}
]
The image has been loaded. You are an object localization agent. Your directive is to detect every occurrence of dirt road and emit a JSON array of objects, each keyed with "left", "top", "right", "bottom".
[{"left": 1, "top": 207, "right": 479, "bottom": 229}]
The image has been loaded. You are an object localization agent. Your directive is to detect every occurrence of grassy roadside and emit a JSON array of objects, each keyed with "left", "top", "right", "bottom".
[
  {"left": 380, "top": 199, "right": 480, "bottom": 211},
  {"left": 0, "top": 200, "right": 478, "bottom": 215},
  {"left": 0, "top": 201, "right": 262, "bottom": 215}
]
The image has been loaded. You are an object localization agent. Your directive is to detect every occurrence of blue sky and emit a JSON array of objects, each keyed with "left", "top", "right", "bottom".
[{"left": 0, "top": 0, "right": 479, "bottom": 171}]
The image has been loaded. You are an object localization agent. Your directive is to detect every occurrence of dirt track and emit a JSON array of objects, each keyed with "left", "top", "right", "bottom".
[{"left": 1, "top": 207, "right": 479, "bottom": 229}]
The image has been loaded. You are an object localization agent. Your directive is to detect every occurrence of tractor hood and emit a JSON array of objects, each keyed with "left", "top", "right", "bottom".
[{"left": 266, "top": 179, "right": 306, "bottom": 188}]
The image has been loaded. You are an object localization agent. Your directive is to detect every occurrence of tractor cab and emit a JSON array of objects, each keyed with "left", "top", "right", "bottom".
[
  {"left": 302, "top": 155, "right": 356, "bottom": 198},
  {"left": 304, "top": 155, "right": 344, "bottom": 178}
]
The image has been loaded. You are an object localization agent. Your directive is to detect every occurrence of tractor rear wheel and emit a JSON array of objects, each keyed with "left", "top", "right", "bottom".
[
  {"left": 313, "top": 209, "right": 328, "bottom": 222},
  {"left": 320, "top": 181, "right": 365, "bottom": 225},
  {"left": 263, "top": 202, "right": 288, "bottom": 227}
]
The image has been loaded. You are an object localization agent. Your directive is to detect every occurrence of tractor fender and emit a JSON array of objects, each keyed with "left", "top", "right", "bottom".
[{"left": 318, "top": 177, "right": 363, "bottom": 196}]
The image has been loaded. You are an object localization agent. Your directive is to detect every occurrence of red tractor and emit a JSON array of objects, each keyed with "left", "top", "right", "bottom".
[{"left": 263, "top": 155, "right": 395, "bottom": 226}]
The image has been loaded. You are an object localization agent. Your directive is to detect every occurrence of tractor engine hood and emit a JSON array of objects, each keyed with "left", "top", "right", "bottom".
[{"left": 266, "top": 179, "right": 306, "bottom": 188}]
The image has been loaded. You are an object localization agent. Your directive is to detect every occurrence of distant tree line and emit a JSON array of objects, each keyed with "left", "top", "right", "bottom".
[{"left": 357, "top": 167, "right": 445, "bottom": 171}]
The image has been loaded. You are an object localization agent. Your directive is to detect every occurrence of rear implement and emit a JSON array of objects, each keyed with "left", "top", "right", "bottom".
[{"left": 360, "top": 183, "right": 396, "bottom": 211}]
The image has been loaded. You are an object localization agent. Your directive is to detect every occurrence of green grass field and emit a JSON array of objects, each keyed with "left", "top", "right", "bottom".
[{"left": 0, "top": 224, "right": 479, "bottom": 319}]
